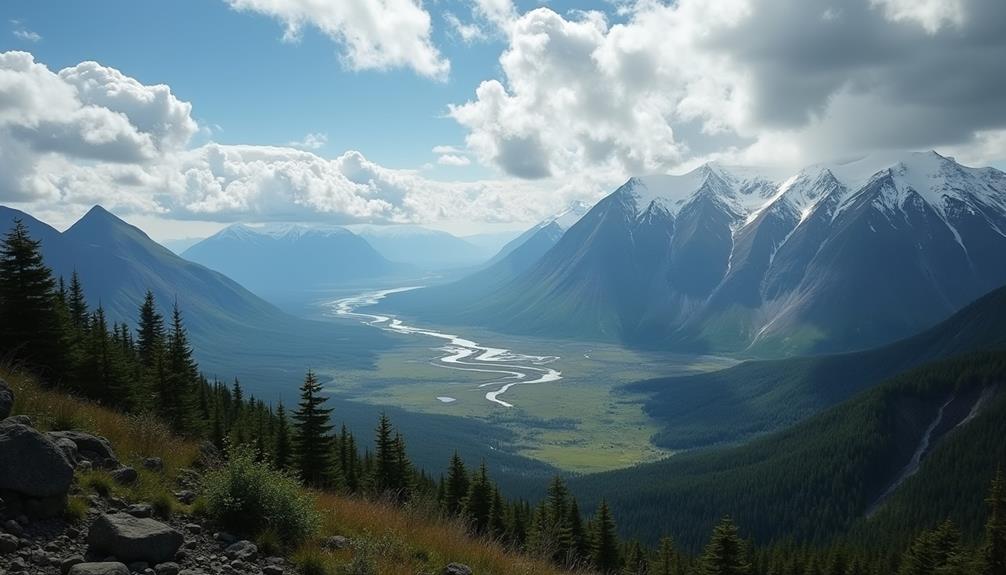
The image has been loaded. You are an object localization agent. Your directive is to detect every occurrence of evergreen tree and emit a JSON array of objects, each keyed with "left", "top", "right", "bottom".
[
  {"left": 292, "top": 370, "right": 334, "bottom": 487},
  {"left": 622, "top": 541, "right": 647, "bottom": 575},
  {"left": 653, "top": 537, "right": 684, "bottom": 575},
  {"left": 984, "top": 469, "right": 1006, "bottom": 575},
  {"left": 698, "top": 517, "right": 751, "bottom": 575},
  {"left": 67, "top": 270, "right": 88, "bottom": 330},
  {"left": 444, "top": 451, "right": 470, "bottom": 516},
  {"left": 164, "top": 302, "right": 199, "bottom": 433},
  {"left": 0, "top": 219, "right": 66, "bottom": 377},
  {"left": 489, "top": 486, "right": 507, "bottom": 538},
  {"left": 568, "top": 497, "right": 590, "bottom": 565},
  {"left": 373, "top": 412, "right": 400, "bottom": 496},
  {"left": 591, "top": 500, "right": 621, "bottom": 574},
  {"left": 463, "top": 461, "right": 493, "bottom": 534},
  {"left": 136, "top": 290, "right": 164, "bottom": 369},
  {"left": 274, "top": 402, "right": 291, "bottom": 470}
]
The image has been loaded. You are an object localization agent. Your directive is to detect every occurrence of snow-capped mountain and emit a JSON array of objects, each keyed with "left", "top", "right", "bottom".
[
  {"left": 393, "top": 151, "right": 1006, "bottom": 355},
  {"left": 183, "top": 223, "right": 402, "bottom": 296}
]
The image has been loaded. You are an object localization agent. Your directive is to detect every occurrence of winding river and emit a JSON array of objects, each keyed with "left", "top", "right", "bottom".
[{"left": 326, "top": 287, "right": 562, "bottom": 408}]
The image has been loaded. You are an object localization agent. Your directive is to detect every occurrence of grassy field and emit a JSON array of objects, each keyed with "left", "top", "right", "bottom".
[{"left": 318, "top": 317, "right": 737, "bottom": 474}]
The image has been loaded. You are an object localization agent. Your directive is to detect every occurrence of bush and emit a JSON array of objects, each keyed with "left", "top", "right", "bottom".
[
  {"left": 203, "top": 445, "right": 320, "bottom": 545},
  {"left": 150, "top": 491, "right": 174, "bottom": 519},
  {"left": 81, "top": 470, "right": 114, "bottom": 497},
  {"left": 64, "top": 496, "right": 89, "bottom": 522},
  {"left": 293, "top": 544, "right": 337, "bottom": 575}
]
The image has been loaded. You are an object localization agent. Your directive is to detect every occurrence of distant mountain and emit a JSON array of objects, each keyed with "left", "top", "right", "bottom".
[
  {"left": 460, "top": 230, "right": 524, "bottom": 255},
  {"left": 159, "top": 237, "right": 204, "bottom": 254},
  {"left": 0, "top": 206, "right": 390, "bottom": 391},
  {"left": 631, "top": 281, "right": 1006, "bottom": 450},
  {"left": 384, "top": 201, "right": 591, "bottom": 315},
  {"left": 183, "top": 223, "right": 402, "bottom": 296},
  {"left": 353, "top": 225, "right": 491, "bottom": 269},
  {"left": 571, "top": 349, "right": 1006, "bottom": 550},
  {"left": 392, "top": 152, "right": 1006, "bottom": 355}
]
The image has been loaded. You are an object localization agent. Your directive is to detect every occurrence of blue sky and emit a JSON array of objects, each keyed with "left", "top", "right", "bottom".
[
  {"left": 0, "top": 0, "right": 1003, "bottom": 239},
  {"left": 1, "top": 0, "right": 615, "bottom": 181}
]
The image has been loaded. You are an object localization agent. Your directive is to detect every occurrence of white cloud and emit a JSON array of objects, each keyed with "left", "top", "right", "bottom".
[
  {"left": 444, "top": 12, "right": 486, "bottom": 43},
  {"left": 870, "top": 0, "right": 965, "bottom": 32},
  {"left": 437, "top": 154, "right": 471, "bottom": 166},
  {"left": 287, "top": 132, "right": 328, "bottom": 150},
  {"left": 13, "top": 29, "right": 41, "bottom": 42},
  {"left": 223, "top": 0, "right": 450, "bottom": 80},
  {"left": 0, "top": 52, "right": 593, "bottom": 229},
  {"left": 450, "top": 0, "right": 1006, "bottom": 178}
]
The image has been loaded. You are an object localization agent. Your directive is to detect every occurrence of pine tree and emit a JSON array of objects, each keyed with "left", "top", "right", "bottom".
[
  {"left": 489, "top": 486, "right": 507, "bottom": 538},
  {"left": 444, "top": 451, "right": 470, "bottom": 516},
  {"left": 136, "top": 290, "right": 164, "bottom": 369},
  {"left": 67, "top": 270, "right": 88, "bottom": 330},
  {"left": 698, "top": 517, "right": 751, "bottom": 575},
  {"left": 984, "top": 468, "right": 1006, "bottom": 575},
  {"left": 274, "top": 403, "right": 291, "bottom": 470},
  {"left": 164, "top": 302, "right": 199, "bottom": 433},
  {"left": 292, "top": 370, "right": 334, "bottom": 487},
  {"left": 392, "top": 431, "right": 412, "bottom": 501},
  {"left": 463, "top": 461, "right": 493, "bottom": 534},
  {"left": 373, "top": 412, "right": 398, "bottom": 495},
  {"left": 622, "top": 541, "right": 647, "bottom": 575},
  {"left": 568, "top": 498, "right": 590, "bottom": 565},
  {"left": 653, "top": 537, "right": 683, "bottom": 575},
  {"left": 591, "top": 499, "right": 621, "bottom": 574},
  {"left": 0, "top": 219, "right": 66, "bottom": 378}
]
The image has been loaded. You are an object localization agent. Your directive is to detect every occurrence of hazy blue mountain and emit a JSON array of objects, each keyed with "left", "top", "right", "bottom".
[
  {"left": 0, "top": 205, "right": 390, "bottom": 390},
  {"left": 460, "top": 230, "right": 523, "bottom": 255},
  {"left": 183, "top": 223, "right": 402, "bottom": 296},
  {"left": 388, "top": 152, "right": 1006, "bottom": 355},
  {"left": 353, "top": 224, "right": 491, "bottom": 268},
  {"left": 159, "top": 237, "right": 204, "bottom": 254}
]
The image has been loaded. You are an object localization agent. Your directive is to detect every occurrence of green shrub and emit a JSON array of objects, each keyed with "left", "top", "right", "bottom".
[
  {"left": 256, "top": 527, "right": 283, "bottom": 556},
  {"left": 293, "top": 544, "right": 337, "bottom": 575},
  {"left": 64, "top": 496, "right": 89, "bottom": 522},
  {"left": 81, "top": 471, "right": 114, "bottom": 497},
  {"left": 203, "top": 446, "right": 320, "bottom": 545},
  {"left": 150, "top": 491, "right": 174, "bottom": 519}
]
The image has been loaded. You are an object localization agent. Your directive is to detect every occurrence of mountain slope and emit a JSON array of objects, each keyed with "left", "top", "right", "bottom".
[
  {"left": 0, "top": 205, "right": 390, "bottom": 391},
  {"left": 630, "top": 282, "right": 1006, "bottom": 450},
  {"left": 398, "top": 152, "right": 1006, "bottom": 355},
  {"left": 571, "top": 350, "right": 1006, "bottom": 551},
  {"left": 353, "top": 225, "right": 489, "bottom": 269},
  {"left": 183, "top": 223, "right": 402, "bottom": 296}
]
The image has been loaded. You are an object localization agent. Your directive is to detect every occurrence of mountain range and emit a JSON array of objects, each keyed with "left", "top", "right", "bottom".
[
  {"left": 183, "top": 223, "right": 403, "bottom": 297},
  {"left": 386, "top": 151, "right": 1006, "bottom": 355},
  {"left": 0, "top": 206, "right": 390, "bottom": 392}
]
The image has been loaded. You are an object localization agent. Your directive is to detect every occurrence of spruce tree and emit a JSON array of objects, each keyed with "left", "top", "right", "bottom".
[
  {"left": 653, "top": 536, "right": 683, "bottom": 575},
  {"left": 292, "top": 370, "right": 334, "bottom": 487},
  {"left": 373, "top": 412, "right": 398, "bottom": 495},
  {"left": 0, "top": 219, "right": 66, "bottom": 377},
  {"left": 67, "top": 270, "right": 88, "bottom": 330},
  {"left": 568, "top": 498, "right": 590, "bottom": 565},
  {"left": 274, "top": 403, "right": 291, "bottom": 470},
  {"left": 136, "top": 290, "right": 164, "bottom": 369},
  {"left": 984, "top": 469, "right": 1006, "bottom": 575},
  {"left": 463, "top": 461, "right": 494, "bottom": 534},
  {"left": 698, "top": 517, "right": 751, "bottom": 575},
  {"left": 591, "top": 499, "right": 621, "bottom": 574},
  {"left": 165, "top": 302, "right": 199, "bottom": 433},
  {"left": 444, "top": 451, "right": 470, "bottom": 516}
]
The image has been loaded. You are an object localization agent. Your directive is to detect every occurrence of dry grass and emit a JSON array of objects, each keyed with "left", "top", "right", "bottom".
[{"left": 5, "top": 368, "right": 578, "bottom": 575}]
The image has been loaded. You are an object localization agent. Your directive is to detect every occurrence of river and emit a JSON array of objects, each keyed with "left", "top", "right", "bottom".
[{"left": 326, "top": 287, "right": 562, "bottom": 408}]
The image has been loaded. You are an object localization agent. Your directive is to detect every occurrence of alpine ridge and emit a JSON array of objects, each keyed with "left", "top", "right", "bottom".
[{"left": 388, "top": 151, "right": 1006, "bottom": 355}]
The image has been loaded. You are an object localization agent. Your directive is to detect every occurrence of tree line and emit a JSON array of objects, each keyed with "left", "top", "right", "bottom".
[{"left": 1, "top": 218, "right": 1004, "bottom": 575}]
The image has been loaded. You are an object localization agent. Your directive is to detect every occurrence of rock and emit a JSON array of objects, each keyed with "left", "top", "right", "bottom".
[
  {"left": 110, "top": 467, "right": 137, "bottom": 486},
  {"left": 223, "top": 540, "right": 257, "bottom": 561},
  {"left": 183, "top": 523, "right": 201, "bottom": 535},
  {"left": 0, "top": 532, "right": 19, "bottom": 553},
  {"left": 443, "top": 563, "right": 473, "bottom": 575},
  {"left": 174, "top": 490, "right": 196, "bottom": 505},
  {"left": 86, "top": 512, "right": 183, "bottom": 564},
  {"left": 128, "top": 561, "right": 150, "bottom": 572},
  {"left": 6, "top": 414, "right": 31, "bottom": 427},
  {"left": 46, "top": 431, "right": 118, "bottom": 465},
  {"left": 54, "top": 437, "right": 80, "bottom": 465},
  {"left": 142, "top": 458, "right": 163, "bottom": 472},
  {"left": 0, "top": 421, "right": 74, "bottom": 497},
  {"left": 320, "top": 535, "right": 349, "bottom": 550},
  {"left": 262, "top": 566, "right": 284, "bottom": 575},
  {"left": 3, "top": 518, "right": 23, "bottom": 536},
  {"left": 78, "top": 460, "right": 93, "bottom": 472},
  {"left": 0, "top": 377, "right": 13, "bottom": 420},
  {"left": 61, "top": 554, "right": 85, "bottom": 575},
  {"left": 68, "top": 563, "right": 131, "bottom": 575},
  {"left": 213, "top": 531, "right": 237, "bottom": 544},
  {"left": 25, "top": 493, "right": 68, "bottom": 518},
  {"left": 154, "top": 561, "right": 180, "bottom": 575},
  {"left": 126, "top": 504, "right": 153, "bottom": 518}
]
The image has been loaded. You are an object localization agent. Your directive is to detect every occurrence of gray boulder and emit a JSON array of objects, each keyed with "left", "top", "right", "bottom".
[
  {"left": 54, "top": 437, "right": 80, "bottom": 465},
  {"left": 320, "top": 535, "right": 349, "bottom": 550},
  {"left": 142, "top": 458, "right": 163, "bottom": 472},
  {"left": 110, "top": 467, "right": 137, "bottom": 486},
  {"left": 0, "top": 421, "right": 73, "bottom": 497},
  {"left": 86, "top": 513, "right": 183, "bottom": 564},
  {"left": 154, "top": 562, "right": 180, "bottom": 575},
  {"left": 61, "top": 554, "right": 85, "bottom": 575},
  {"left": 444, "top": 563, "right": 473, "bottom": 575},
  {"left": 224, "top": 540, "right": 258, "bottom": 561},
  {"left": 68, "top": 563, "right": 130, "bottom": 575},
  {"left": 6, "top": 414, "right": 31, "bottom": 427},
  {"left": 0, "top": 531, "right": 19, "bottom": 553},
  {"left": 0, "top": 377, "right": 12, "bottom": 420},
  {"left": 46, "top": 431, "right": 117, "bottom": 464}
]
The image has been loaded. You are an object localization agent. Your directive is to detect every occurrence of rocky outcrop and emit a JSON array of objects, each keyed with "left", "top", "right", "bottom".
[
  {"left": 68, "top": 563, "right": 129, "bottom": 575},
  {"left": 86, "top": 513, "right": 183, "bottom": 564},
  {"left": 444, "top": 563, "right": 474, "bottom": 575},
  {"left": 0, "top": 378, "right": 13, "bottom": 420},
  {"left": 45, "top": 431, "right": 117, "bottom": 467},
  {"left": 0, "top": 421, "right": 73, "bottom": 498}
]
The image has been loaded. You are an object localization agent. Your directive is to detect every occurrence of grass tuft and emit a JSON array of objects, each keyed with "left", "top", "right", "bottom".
[{"left": 64, "top": 495, "right": 89, "bottom": 522}]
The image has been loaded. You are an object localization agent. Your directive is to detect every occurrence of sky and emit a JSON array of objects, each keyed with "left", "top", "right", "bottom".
[{"left": 1, "top": 0, "right": 1004, "bottom": 240}]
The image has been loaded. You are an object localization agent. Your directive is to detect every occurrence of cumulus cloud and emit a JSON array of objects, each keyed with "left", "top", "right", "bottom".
[
  {"left": 13, "top": 29, "right": 41, "bottom": 42},
  {"left": 224, "top": 0, "right": 450, "bottom": 80},
  {"left": 287, "top": 132, "right": 328, "bottom": 150},
  {"left": 450, "top": 0, "right": 1006, "bottom": 178},
  {"left": 0, "top": 52, "right": 582, "bottom": 228},
  {"left": 437, "top": 154, "right": 471, "bottom": 166}
]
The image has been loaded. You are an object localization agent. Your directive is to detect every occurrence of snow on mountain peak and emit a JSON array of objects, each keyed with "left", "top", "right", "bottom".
[{"left": 548, "top": 200, "right": 593, "bottom": 230}]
